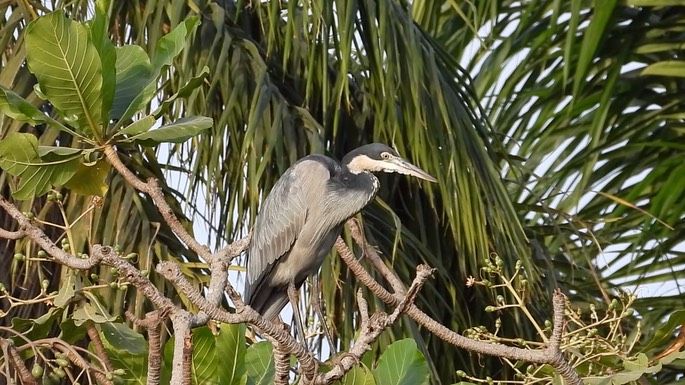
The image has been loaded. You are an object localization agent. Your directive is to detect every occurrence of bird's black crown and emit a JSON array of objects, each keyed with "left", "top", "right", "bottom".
[{"left": 341, "top": 143, "right": 398, "bottom": 165}]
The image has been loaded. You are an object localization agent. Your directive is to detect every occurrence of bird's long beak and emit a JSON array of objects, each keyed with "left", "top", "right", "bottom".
[{"left": 387, "top": 157, "right": 438, "bottom": 182}]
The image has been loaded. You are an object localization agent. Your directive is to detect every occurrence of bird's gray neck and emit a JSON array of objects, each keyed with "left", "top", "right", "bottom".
[{"left": 328, "top": 167, "right": 380, "bottom": 220}]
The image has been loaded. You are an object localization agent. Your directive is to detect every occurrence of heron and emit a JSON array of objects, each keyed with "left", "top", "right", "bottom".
[{"left": 244, "top": 143, "right": 436, "bottom": 341}]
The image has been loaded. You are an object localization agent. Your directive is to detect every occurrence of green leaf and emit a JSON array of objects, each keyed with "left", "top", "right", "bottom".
[
  {"left": 192, "top": 327, "right": 218, "bottom": 385},
  {"left": 25, "top": 11, "right": 103, "bottom": 137},
  {"left": 63, "top": 158, "right": 111, "bottom": 197},
  {"left": 161, "top": 335, "right": 174, "bottom": 384},
  {"left": 9, "top": 308, "right": 60, "bottom": 344},
  {"left": 658, "top": 350, "right": 685, "bottom": 366},
  {"left": 37, "top": 146, "right": 83, "bottom": 157},
  {"left": 585, "top": 354, "right": 661, "bottom": 385},
  {"left": 111, "top": 45, "right": 153, "bottom": 121},
  {"left": 245, "top": 342, "right": 274, "bottom": 385},
  {"left": 152, "top": 66, "right": 210, "bottom": 118},
  {"left": 0, "top": 133, "right": 79, "bottom": 199},
  {"left": 641, "top": 310, "right": 685, "bottom": 352},
  {"left": 100, "top": 322, "right": 147, "bottom": 355},
  {"left": 53, "top": 274, "right": 78, "bottom": 308},
  {"left": 217, "top": 323, "right": 247, "bottom": 385},
  {"left": 72, "top": 295, "right": 116, "bottom": 326},
  {"left": 572, "top": 0, "right": 617, "bottom": 96},
  {"left": 113, "top": 17, "right": 200, "bottom": 127},
  {"left": 117, "top": 115, "right": 157, "bottom": 137},
  {"left": 373, "top": 339, "right": 429, "bottom": 385},
  {"left": 127, "top": 116, "right": 212, "bottom": 146},
  {"left": 91, "top": 0, "right": 116, "bottom": 124},
  {"left": 641, "top": 61, "right": 685, "bottom": 78},
  {"left": 59, "top": 319, "right": 86, "bottom": 344},
  {"left": 100, "top": 324, "right": 148, "bottom": 385},
  {"left": 152, "top": 17, "right": 201, "bottom": 73},
  {"left": 337, "top": 364, "right": 376, "bottom": 385},
  {"left": 0, "top": 85, "right": 71, "bottom": 135}
]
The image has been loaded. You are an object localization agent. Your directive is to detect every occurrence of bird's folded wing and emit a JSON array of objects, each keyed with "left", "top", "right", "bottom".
[{"left": 245, "top": 157, "right": 336, "bottom": 302}]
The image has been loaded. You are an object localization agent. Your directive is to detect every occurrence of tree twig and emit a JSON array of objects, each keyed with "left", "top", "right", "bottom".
[
  {"left": 127, "top": 310, "right": 166, "bottom": 385},
  {"left": 314, "top": 264, "right": 433, "bottom": 384},
  {"left": 86, "top": 322, "right": 113, "bottom": 372},
  {"left": 347, "top": 219, "right": 406, "bottom": 295},
  {"left": 274, "top": 339, "right": 291, "bottom": 385},
  {"left": 0, "top": 337, "right": 37, "bottom": 385},
  {"left": 335, "top": 231, "right": 583, "bottom": 385}
]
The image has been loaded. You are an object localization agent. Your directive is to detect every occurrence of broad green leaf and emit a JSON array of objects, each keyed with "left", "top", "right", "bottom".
[
  {"left": 152, "top": 66, "right": 210, "bottom": 118},
  {"left": 192, "top": 327, "right": 218, "bottom": 385},
  {"left": 217, "top": 323, "right": 247, "bottom": 385},
  {"left": 72, "top": 300, "right": 116, "bottom": 326},
  {"left": 113, "top": 17, "right": 200, "bottom": 127},
  {"left": 585, "top": 354, "right": 661, "bottom": 385},
  {"left": 127, "top": 116, "right": 212, "bottom": 146},
  {"left": 100, "top": 322, "right": 147, "bottom": 355},
  {"left": 641, "top": 61, "right": 685, "bottom": 78},
  {"left": 64, "top": 159, "right": 111, "bottom": 196},
  {"left": 161, "top": 335, "right": 174, "bottom": 385},
  {"left": 100, "top": 324, "right": 148, "bottom": 385},
  {"left": 111, "top": 45, "right": 153, "bottom": 120},
  {"left": 0, "top": 133, "right": 80, "bottom": 199},
  {"left": 37, "top": 146, "right": 83, "bottom": 157},
  {"left": 0, "top": 85, "right": 73, "bottom": 135},
  {"left": 59, "top": 319, "right": 86, "bottom": 344},
  {"left": 641, "top": 309, "right": 685, "bottom": 352},
  {"left": 659, "top": 351, "right": 685, "bottom": 366},
  {"left": 337, "top": 364, "right": 376, "bottom": 385},
  {"left": 25, "top": 11, "right": 103, "bottom": 137},
  {"left": 245, "top": 342, "right": 274, "bottom": 385},
  {"left": 53, "top": 274, "right": 78, "bottom": 307},
  {"left": 373, "top": 339, "right": 429, "bottom": 385},
  {"left": 151, "top": 17, "right": 201, "bottom": 72},
  {"left": 9, "top": 308, "right": 60, "bottom": 344},
  {"left": 116, "top": 115, "right": 157, "bottom": 137},
  {"left": 72, "top": 303, "right": 116, "bottom": 325},
  {"left": 91, "top": 0, "right": 116, "bottom": 124}
]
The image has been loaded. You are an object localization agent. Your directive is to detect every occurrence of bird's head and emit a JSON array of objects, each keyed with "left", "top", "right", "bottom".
[{"left": 341, "top": 143, "right": 437, "bottom": 182}]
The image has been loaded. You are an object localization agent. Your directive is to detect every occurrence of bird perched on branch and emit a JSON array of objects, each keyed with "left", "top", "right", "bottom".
[{"left": 244, "top": 143, "right": 436, "bottom": 338}]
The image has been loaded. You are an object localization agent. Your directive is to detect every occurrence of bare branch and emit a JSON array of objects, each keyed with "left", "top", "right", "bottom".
[
  {"left": 315, "top": 264, "right": 432, "bottom": 384},
  {"left": 127, "top": 310, "right": 166, "bottom": 385},
  {"left": 387, "top": 264, "right": 434, "bottom": 324},
  {"left": 103, "top": 146, "right": 212, "bottom": 260},
  {"left": 274, "top": 338, "right": 291, "bottom": 385},
  {"left": 86, "top": 322, "right": 113, "bottom": 372},
  {"left": 335, "top": 233, "right": 583, "bottom": 385},
  {"left": 155, "top": 260, "right": 321, "bottom": 378},
  {"left": 103, "top": 145, "right": 250, "bottom": 327},
  {"left": 0, "top": 337, "right": 37, "bottom": 385},
  {"left": 347, "top": 219, "right": 405, "bottom": 295},
  {"left": 0, "top": 226, "right": 25, "bottom": 240},
  {"left": 0, "top": 196, "right": 100, "bottom": 269}
]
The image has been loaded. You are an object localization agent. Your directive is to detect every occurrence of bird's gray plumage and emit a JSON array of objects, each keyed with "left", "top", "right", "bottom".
[
  {"left": 245, "top": 155, "right": 378, "bottom": 320},
  {"left": 244, "top": 144, "right": 436, "bottom": 322}
]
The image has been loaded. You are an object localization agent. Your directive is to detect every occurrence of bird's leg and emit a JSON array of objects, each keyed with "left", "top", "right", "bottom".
[
  {"left": 287, "top": 281, "right": 308, "bottom": 347},
  {"left": 310, "top": 274, "right": 338, "bottom": 358}
]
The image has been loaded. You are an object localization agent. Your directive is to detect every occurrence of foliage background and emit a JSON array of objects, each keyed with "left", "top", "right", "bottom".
[{"left": 1, "top": 0, "right": 684, "bottom": 384}]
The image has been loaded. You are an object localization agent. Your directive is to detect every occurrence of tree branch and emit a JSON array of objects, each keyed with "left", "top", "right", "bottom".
[
  {"left": 127, "top": 310, "right": 165, "bottom": 385},
  {"left": 103, "top": 145, "right": 251, "bottom": 327},
  {"left": 335, "top": 229, "right": 583, "bottom": 385},
  {"left": 155, "top": 260, "right": 321, "bottom": 379}
]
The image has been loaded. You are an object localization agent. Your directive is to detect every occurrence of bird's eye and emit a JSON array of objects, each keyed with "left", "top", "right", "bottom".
[{"left": 381, "top": 152, "right": 391, "bottom": 160}]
